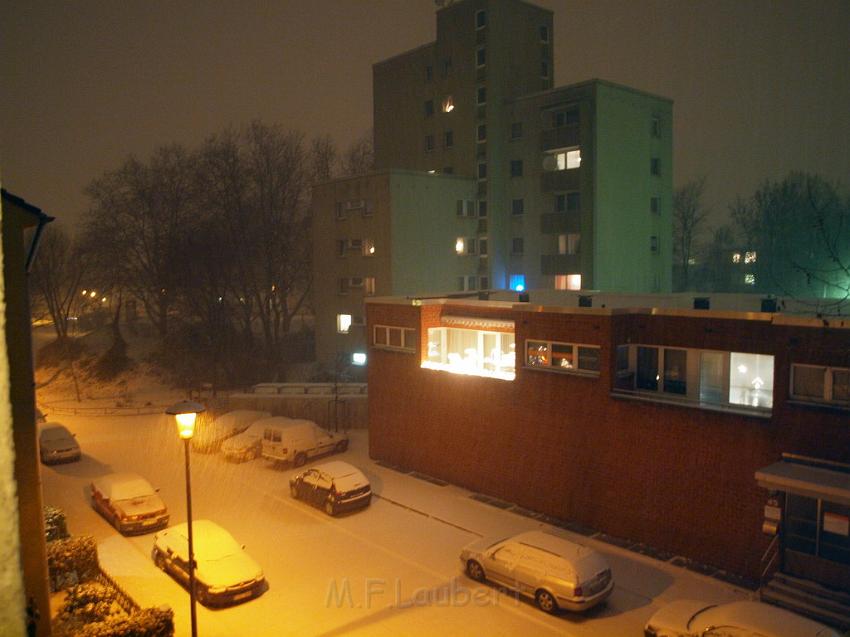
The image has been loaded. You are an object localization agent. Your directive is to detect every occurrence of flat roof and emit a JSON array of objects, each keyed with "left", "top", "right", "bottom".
[
  {"left": 756, "top": 461, "right": 850, "bottom": 505},
  {"left": 509, "top": 78, "right": 674, "bottom": 106}
]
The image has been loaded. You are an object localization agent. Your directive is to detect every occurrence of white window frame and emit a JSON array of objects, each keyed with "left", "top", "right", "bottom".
[
  {"left": 790, "top": 364, "right": 850, "bottom": 407},
  {"left": 525, "top": 339, "right": 600, "bottom": 376},
  {"left": 373, "top": 325, "right": 417, "bottom": 353}
]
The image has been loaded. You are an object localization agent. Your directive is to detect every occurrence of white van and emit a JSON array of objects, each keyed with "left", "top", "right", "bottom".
[{"left": 259, "top": 418, "right": 349, "bottom": 467}]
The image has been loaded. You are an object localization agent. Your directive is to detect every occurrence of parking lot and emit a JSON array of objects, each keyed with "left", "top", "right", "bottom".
[{"left": 40, "top": 412, "right": 749, "bottom": 636}]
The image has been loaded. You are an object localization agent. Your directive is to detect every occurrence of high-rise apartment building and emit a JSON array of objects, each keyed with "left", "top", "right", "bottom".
[{"left": 312, "top": 0, "right": 673, "bottom": 365}]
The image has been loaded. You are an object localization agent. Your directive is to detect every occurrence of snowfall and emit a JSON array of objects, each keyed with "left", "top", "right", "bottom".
[{"left": 35, "top": 355, "right": 752, "bottom": 637}]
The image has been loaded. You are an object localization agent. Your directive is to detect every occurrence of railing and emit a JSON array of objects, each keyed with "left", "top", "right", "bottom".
[
  {"left": 251, "top": 382, "right": 368, "bottom": 396},
  {"left": 759, "top": 534, "right": 780, "bottom": 591},
  {"left": 94, "top": 567, "right": 141, "bottom": 614}
]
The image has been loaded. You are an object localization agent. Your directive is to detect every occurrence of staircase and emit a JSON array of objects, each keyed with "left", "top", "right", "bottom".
[{"left": 760, "top": 571, "right": 850, "bottom": 632}]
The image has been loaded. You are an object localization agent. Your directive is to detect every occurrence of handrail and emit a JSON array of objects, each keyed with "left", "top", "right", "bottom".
[
  {"left": 760, "top": 534, "right": 780, "bottom": 585},
  {"left": 760, "top": 533, "right": 779, "bottom": 564}
]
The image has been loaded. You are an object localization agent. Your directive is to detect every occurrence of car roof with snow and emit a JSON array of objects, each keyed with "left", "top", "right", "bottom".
[
  {"left": 92, "top": 473, "right": 155, "bottom": 500},
  {"left": 159, "top": 520, "right": 244, "bottom": 558},
  {"left": 315, "top": 461, "right": 363, "bottom": 480},
  {"left": 692, "top": 601, "right": 839, "bottom": 635},
  {"left": 39, "top": 423, "right": 73, "bottom": 439}
]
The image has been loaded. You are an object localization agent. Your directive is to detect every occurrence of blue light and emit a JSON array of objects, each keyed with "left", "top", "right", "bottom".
[{"left": 509, "top": 275, "right": 526, "bottom": 292}]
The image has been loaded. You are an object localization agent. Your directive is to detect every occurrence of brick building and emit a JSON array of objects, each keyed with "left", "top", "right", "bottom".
[{"left": 366, "top": 295, "right": 850, "bottom": 595}]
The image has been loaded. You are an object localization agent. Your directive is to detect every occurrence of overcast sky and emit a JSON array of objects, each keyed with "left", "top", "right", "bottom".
[{"left": 2, "top": 0, "right": 849, "bottom": 230}]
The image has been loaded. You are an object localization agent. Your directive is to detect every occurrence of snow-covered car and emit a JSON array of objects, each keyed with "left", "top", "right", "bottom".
[
  {"left": 191, "top": 409, "right": 270, "bottom": 453},
  {"left": 460, "top": 530, "right": 613, "bottom": 614},
  {"left": 90, "top": 472, "right": 169, "bottom": 535},
  {"left": 260, "top": 418, "right": 348, "bottom": 467},
  {"left": 289, "top": 461, "right": 371, "bottom": 516},
  {"left": 152, "top": 520, "right": 265, "bottom": 607},
  {"left": 644, "top": 600, "right": 840, "bottom": 637},
  {"left": 38, "top": 423, "right": 81, "bottom": 464},
  {"left": 221, "top": 421, "right": 268, "bottom": 462}
]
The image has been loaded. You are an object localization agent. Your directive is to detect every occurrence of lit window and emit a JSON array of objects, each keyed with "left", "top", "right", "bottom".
[
  {"left": 455, "top": 238, "right": 465, "bottom": 254},
  {"left": 442, "top": 96, "right": 454, "bottom": 113},
  {"left": 547, "top": 148, "right": 581, "bottom": 171},
  {"left": 729, "top": 352, "right": 774, "bottom": 409},
  {"left": 509, "top": 274, "right": 526, "bottom": 291},
  {"left": 364, "top": 277, "right": 376, "bottom": 295},
  {"left": 745, "top": 251, "right": 757, "bottom": 264},
  {"left": 424, "top": 326, "right": 516, "bottom": 381},
  {"left": 455, "top": 237, "right": 476, "bottom": 255},
  {"left": 558, "top": 233, "right": 580, "bottom": 255},
  {"left": 732, "top": 252, "right": 742, "bottom": 263},
  {"left": 526, "top": 340, "right": 600, "bottom": 374},
  {"left": 745, "top": 273, "right": 756, "bottom": 285},
  {"left": 567, "top": 274, "right": 581, "bottom": 290},
  {"left": 363, "top": 239, "right": 375, "bottom": 256},
  {"left": 351, "top": 352, "right": 367, "bottom": 366},
  {"left": 337, "top": 314, "right": 352, "bottom": 334}
]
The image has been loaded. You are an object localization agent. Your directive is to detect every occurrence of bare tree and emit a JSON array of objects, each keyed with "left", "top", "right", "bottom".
[
  {"left": 85, "top": 144, "right": 195, "bottom": 338},
  {"left": 673, "top": 177, "right": 709, "bottom": 291},
  {"left": 30, "top": 225, "right": 87, "bottom": 342},
  {"left": 310, "top": 135, "right": 337, "bottom": 183},
  {"left": 338, "top": 129, "right": 374, "bottom": 176}
]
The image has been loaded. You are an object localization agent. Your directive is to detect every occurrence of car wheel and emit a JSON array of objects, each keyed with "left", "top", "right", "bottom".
[
  {"left": 324, "top": 499, "right": 336, "bottom": 516},
  {"left": 335, "top": 440, "right": 349, "bottom": 453},
  {"left": 466, "top": 560, "right": 485, "bottom": 582},
  {"left": 293, "top": 452, "right": 307, "bottom": 467},
  {"left": 535, "top": 589, "right": 558, "bottom": 614},
  {"left": 290, "top": 482, "right": 299, "bottom": 499}
]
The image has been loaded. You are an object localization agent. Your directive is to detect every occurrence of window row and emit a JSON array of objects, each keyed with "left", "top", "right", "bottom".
[
  {"left": 544, "top": 147, "right": 581, "bottom": 171},
  {"left": 374, "top": 325, "right": 417, "bottom": 352},
  {"left": 791, "top": 364, "right": 849, "bottom": 407},
  {"left": 336, "top": 314, "right": 365, "bottom": 334},
  {"left": 337, "top": 277, "right": 376, "bottom": 295},
  {"left": 455, "top": 237, "right": 487, "bottom": 256},
  {"left": 424, "top": 326, "right": 516, "bottom": 381},
  {"left": 334, "top": 199, "right": 373, "bottom": 219},
  {"left": 554, "top": 274, "right": 582, "bottom": 290},
  {"left": 424, "top": 130, "right": 454, "bottom": 151},
  {"left": 526, "top": 340, "right": 600, "bottom": 374},
  {"left": 615, "top": 345, "right": 775, "bottom": 412},
  {"left": 458, "top": 275, "right": 489, "bottom": 291},
  {"left": 336, "top": 238, "right": 375, "bottom": 257},
  {"left": 456, "top": 199, "right": 487, "bottom": 218}
]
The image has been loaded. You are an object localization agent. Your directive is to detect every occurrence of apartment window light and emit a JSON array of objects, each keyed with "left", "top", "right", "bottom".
[
  {"left": 475, "top": 9, "right": 486, "bottom": 29},
  {"left": 546, "top": 147, "right": 581, "bottom": 171},
  {"left": 745, "top": 273, "right": 756, "bottom": 285},
  {"left": 511, "top": 198, "right": 524, "bottom": 216},
  {"left": 745, "top": 251, "right": 757, "bottom": 264},
  {"left": 558, "top": 233, "right": 580, "bottom": 255},
  {"left": 732, "top": 252, "right": 742, "bottom": 264},
  {"left": 554, "top": 274, "right": 581, "bottom": 290},
  {"left": 442, "top": 96, "right": 455, "bottom": 113},
  {"left": 476, "top": 47, "right": 486, "bottom": 68},
  {"left": 337, "top": 314, "right": 352, "bottom": 334},
  {"left": 364, "top": 277, "right": 376, "bottom": 295},
  {"left": 424, "top": 326, "right": 516, "bottom": 381},
  {"left": 351, "top": 352, "right": 367, "bottom": 366},
  {"left": 362, "top": 238, "right": 375, "bottom": 256}
]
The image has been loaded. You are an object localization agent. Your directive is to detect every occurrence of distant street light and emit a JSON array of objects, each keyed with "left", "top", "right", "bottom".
[{"left": 166, "top": 400, "right": 205, "bottom": 637}]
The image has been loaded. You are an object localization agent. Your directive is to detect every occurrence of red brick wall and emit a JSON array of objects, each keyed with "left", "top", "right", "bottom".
[{"left": 367, "top": 301, "right": 850, "bottom": 579}]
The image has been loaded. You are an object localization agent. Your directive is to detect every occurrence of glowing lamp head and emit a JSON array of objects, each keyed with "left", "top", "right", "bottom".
[
  {"left": 516, "top": 284, "right": 525, "bottom": 292},
  {"left": 166, "top": 400, "right": 205, "bottom": 440}
]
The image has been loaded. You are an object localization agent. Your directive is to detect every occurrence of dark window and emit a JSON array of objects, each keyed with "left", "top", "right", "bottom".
[
  {"left": 477, "top": 86, "right": 486, "bottom": 105},
  {"left": 578, "top": 346, "right": 600, "bottom": 372},
  {"left": 424, "top": 100, "right": 434, "bottom": 117},
  {"left": 478, "top": 200, "right": 488, "bottom": 217},
  {"left": 541, "top": 61, "right": 549, "bottom": 78},
  {"left": 425, "top": 65, "right": 433, "bottom": 82},
  {"left": 441, "top": 57, "right": 452, "bottom": 78},
  {"left": 511, "top": 122, "right": 522, "bottom": 139},
  {"left": 476, "top": 9, "right": 487, "bottom": 29},
  {"left": 477, "top": 124, "right": 487, "bottom": 141},
  {"left": 663, "top": 349, "right": 687, "bottom": 394},
  {"left": 443, "top": 166, "right": 453, "bottom": 174},
  {"left": 651, "top": 116, "right": 661, "bottom": 138},
  {"left": 510, "top": 160, "right": 523, "bottom": 177},
  {"left": 651, "top": 157, "right": 661, "bottom": 176},
  {"left": 478, "top": 163, "right": 487, "bottom": 179},
  {"left": 511, "top": 198, "right": 524, "bottom": 215},
  {"left": 651, "top": 196, "right": 660, "bottom": 214},
  {"left": 444, "top": 130, "right": 453, "bottom": 148},
  {"left": 476, "top": 48, "right": 486, "bottom": 67},
  {"left": 512, "top": 237, "right": 524, "bottom": 255},
  {"left": 336, "top": 239, "right": 346, "bottom": 256},
  {"left": 637, "top": 346, "right": 659, "bottom": 391},
  {"left": 424, "top": 134, "right": 434, "bottom": 151},
  {"left": 650, "top": 236, "right": 658, "bottom": 252},
  {"left": 479, "top": 238, "right": 488, "bottom": 256},
  {"left": 556, "top": 192, "right": 580, "bottom": 212},
  {"left": 539, "top": 25, "right": 549, "bottom": 42},
  {"left": 555, "top": 109, "right": 579, "bottom": 127}
]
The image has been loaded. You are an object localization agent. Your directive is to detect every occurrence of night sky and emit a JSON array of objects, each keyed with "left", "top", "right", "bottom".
[{"left": 2, "top": 0, "right": 849, "bottom": 230}]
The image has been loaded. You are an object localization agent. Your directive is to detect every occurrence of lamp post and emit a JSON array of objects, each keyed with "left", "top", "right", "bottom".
[{"left": 166, "top": 400, "right": 205, "bottom": 637}]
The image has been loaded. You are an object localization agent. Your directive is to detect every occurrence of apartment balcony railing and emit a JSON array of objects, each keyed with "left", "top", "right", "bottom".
[
  {"left": 541, "top": 169, "right": 580, "bottom": 192},
  {"left": 540, "top": 125, "right": 579, "bottom": 152},
  {"left": 540, "top": 211, "right": 580, "bottom": 235}
]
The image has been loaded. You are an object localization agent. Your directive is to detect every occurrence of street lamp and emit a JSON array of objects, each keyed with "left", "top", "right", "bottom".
[{"left": 166, "top": 400, "right": 205, "bottom": 637}]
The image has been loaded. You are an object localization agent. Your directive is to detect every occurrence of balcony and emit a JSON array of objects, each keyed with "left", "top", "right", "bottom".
[
  {"left": 541, "top": 169, "right": 580, "bottom": 192},
  {"left": 540, "top": 125, "right": 579, "bottom": 152},
  {"left": 540, "top": 212, "right": 580, "bottom": 235},
  {"left": 541, "top": 253, "right": 581, "bottom": 275}
]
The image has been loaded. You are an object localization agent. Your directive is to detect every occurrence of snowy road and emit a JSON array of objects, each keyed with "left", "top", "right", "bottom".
[{"left": 40, "top": 412, "right": 748, "bottom": 636}]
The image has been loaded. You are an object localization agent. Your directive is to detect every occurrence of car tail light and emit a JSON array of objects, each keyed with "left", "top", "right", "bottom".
[{"left": 574, "top": 586, "right": 583, "bottom": 597}]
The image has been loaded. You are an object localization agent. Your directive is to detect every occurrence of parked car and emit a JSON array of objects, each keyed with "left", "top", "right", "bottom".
[
  {"left": 191, "top": 409, "right": 270, "bottom": 453},
  {"left": 221, "top": 420, "right": 274, "bottom": 462},
  {"left": 38, "top": 423, "right": 81, "bottom": 464},
  {"left": 260, "top": 418, "right": 348, "bottom": 467},
  {"left": 289, "top": 461, "right": 372, "bottom": 516},
  {"left": 460, "top": 530, "right": 613, "bottom": 614},
  {"left": 90, "top": 472, "right": 169, "bottom": 534},
  {"left": 152, "top": 520, "right": 265, "bottom": 607},
  {"left": 644, "top": 600, "right": 840, "bottom": 637}
]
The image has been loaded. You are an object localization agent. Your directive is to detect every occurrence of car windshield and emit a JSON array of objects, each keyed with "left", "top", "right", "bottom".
[
  {"left": 111, "top": 478, "right": 154, "bottom": 501},
  {"left": 40, "top": 426, "right": 72, "bottom": 441},
  {"left": 194, "top": 529, "right": 242, "bottom": 560}
]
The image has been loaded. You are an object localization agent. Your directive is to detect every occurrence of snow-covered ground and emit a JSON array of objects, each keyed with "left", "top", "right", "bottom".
[{"left": 39, "top": 411, "right": 752, "bottom": 636}]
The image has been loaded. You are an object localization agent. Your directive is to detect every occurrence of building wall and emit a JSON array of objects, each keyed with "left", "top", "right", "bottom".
[
  {"left": 367, "top": 299, "right": 850, "bottom": 579},
  {"left": 594, "top": 82, "right": 673, "bottom": 292}
]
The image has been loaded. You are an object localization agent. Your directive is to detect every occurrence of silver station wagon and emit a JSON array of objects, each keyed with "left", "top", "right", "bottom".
[{"left": 460, "top": 530, "right": 614, "bottom": 613}]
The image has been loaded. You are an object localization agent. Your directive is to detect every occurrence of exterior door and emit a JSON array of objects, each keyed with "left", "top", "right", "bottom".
[{"left": 783, "top": 493, "right": 850, "bottom": 590}]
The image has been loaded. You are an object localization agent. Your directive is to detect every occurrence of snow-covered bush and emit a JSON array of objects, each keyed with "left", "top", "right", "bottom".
[
  {"left": 76, "top": 607, "right": 174, "bottom": 637},
  {"left": 47, "top": 535, "right": 99, "bottom": 591},
  {"left": 44, "top": 505, "right": 70, "bottom": 542},
  {"left": 61, "top": 582, "right": 122, "bottom": 623}
]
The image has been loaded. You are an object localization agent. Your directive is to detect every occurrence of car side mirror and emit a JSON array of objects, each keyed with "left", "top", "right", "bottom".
[
  {"left": 241, "top": 544, "right": 246, "bottom": 550},
  {"left": 155, "top": 488, "right": 161, "bottom": 493}
]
